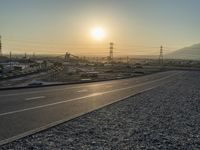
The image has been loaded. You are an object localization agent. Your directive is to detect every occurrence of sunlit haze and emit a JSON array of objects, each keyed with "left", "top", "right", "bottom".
[
  {"left": 91, "top": 27, "right": 106, "bottom": 41},
  {"left": 1, "top": 0, "right": 200, "bottom": 56}
]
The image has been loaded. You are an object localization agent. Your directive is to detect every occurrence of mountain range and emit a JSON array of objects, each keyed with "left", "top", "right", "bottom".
[{"left": 167, "top": 43, "right": 200, "bottom": 60}]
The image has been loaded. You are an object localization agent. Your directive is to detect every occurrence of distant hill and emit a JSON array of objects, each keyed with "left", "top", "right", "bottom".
[{"left": 167, "top": 43, "right": 200, "bottom": 60}]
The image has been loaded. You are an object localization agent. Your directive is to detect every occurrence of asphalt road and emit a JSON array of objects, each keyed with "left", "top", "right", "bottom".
[{"left": 0, "top": 70, "right": 183, "bottom": 145}]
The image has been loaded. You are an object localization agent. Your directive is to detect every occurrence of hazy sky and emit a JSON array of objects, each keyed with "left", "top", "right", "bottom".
[{"left": 1, "top": 0, "right": 200, "bottom": 56}]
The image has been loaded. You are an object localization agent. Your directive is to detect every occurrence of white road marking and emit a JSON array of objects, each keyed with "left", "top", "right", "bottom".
[
  {"left": 0, "top": 72, "right": 180, "bottom": 117},
  {"left": 77, "top": 89, "right": 88, "bottom": 93},
  {"left": 25, "top": 96, "right": 46, "bottom": 101}
]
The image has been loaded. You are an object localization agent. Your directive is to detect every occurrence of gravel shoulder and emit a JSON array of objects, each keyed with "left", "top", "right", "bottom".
[{"left": 1, "top": 71, "right": 200, "bottom": 150}]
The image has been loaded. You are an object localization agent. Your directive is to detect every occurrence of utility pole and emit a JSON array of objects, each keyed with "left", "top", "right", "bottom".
[
  {"left": 127, "top": 56, "right": 129, "bottom": 65},
  {"left": 0, "top": 35, "right": 2, "bottom": 56},
  {"left": 9, "top": 51, "right": 12, "bottom": 70},
  {"left": 24, "top": 52, "right": 27, "bottom": 69},
  {"left": 33, "top": 52, "right": 35, "bottom": 59},
  {"left": 159, "top": 45, "right": 164, "bottom": 66},
  {"left": 109, "top": 42, "right": 114, "bottom": 63},
  {"left": 25, "top": 52, "right": 27, "bottom": 59}
]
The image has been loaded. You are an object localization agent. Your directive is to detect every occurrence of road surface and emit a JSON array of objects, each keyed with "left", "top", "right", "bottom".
[{"left": 0, "top": 70, "right": 183, "bottom": 145}]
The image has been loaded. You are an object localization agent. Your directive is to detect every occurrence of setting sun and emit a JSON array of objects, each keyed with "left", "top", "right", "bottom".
[{"left": 91, "top": 27, "right": 106, "bottom": 41}]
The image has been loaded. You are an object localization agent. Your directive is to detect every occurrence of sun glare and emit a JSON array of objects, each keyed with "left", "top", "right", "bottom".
[{"left": 91, "top": 27, "right": 106, "bottom": 41}]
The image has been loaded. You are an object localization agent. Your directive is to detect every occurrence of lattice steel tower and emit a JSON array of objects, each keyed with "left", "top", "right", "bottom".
[
  {"left": 159, "top": 45, "right": 163, "bottom": 66},
  {"left": 109, "top": 42, "right": 114, "bottom": 62}
]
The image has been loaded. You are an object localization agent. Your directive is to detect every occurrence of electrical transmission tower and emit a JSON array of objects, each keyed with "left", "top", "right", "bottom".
[
  {"left": 0, "top": 35, "right": 2, "bottom": 56},
  {"left": 159, "top": 45, "right": 163, "bottom": 66},
  {"left": 109, "top": 42, "right": 114, "bottom": 62}
]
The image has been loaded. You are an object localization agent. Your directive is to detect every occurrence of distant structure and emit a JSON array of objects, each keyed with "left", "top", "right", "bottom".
[
  {"left": 65, "top": 52, "right": 71, "bottom": 62},
  {"left": 32, "top": 52, "right": 35, "bottom": 59},
  {"left": 0, "top": 35, "right": 2, "bottom": 56},
  {"left": 24, "top": 52, "right": 27, "bottom": 59},
  {"left": 9, "top": 51, "right": 12, "bottom": 69},
  {"left": 64, "top": 52, "right": 79, "bottom": 63},
  {"left": 159, "top": 45, "right": 164, "bottom": 66},
  {"left": 108, "top": 42, "right": 114, "bottom": 62},
  {"left": 126, "top": 56, "right": 129, "bottom": 64}
]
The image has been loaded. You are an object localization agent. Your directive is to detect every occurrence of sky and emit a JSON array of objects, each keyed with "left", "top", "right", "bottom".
[{"left": 1, "top": 0, "right": 200, "bottom": 56}]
